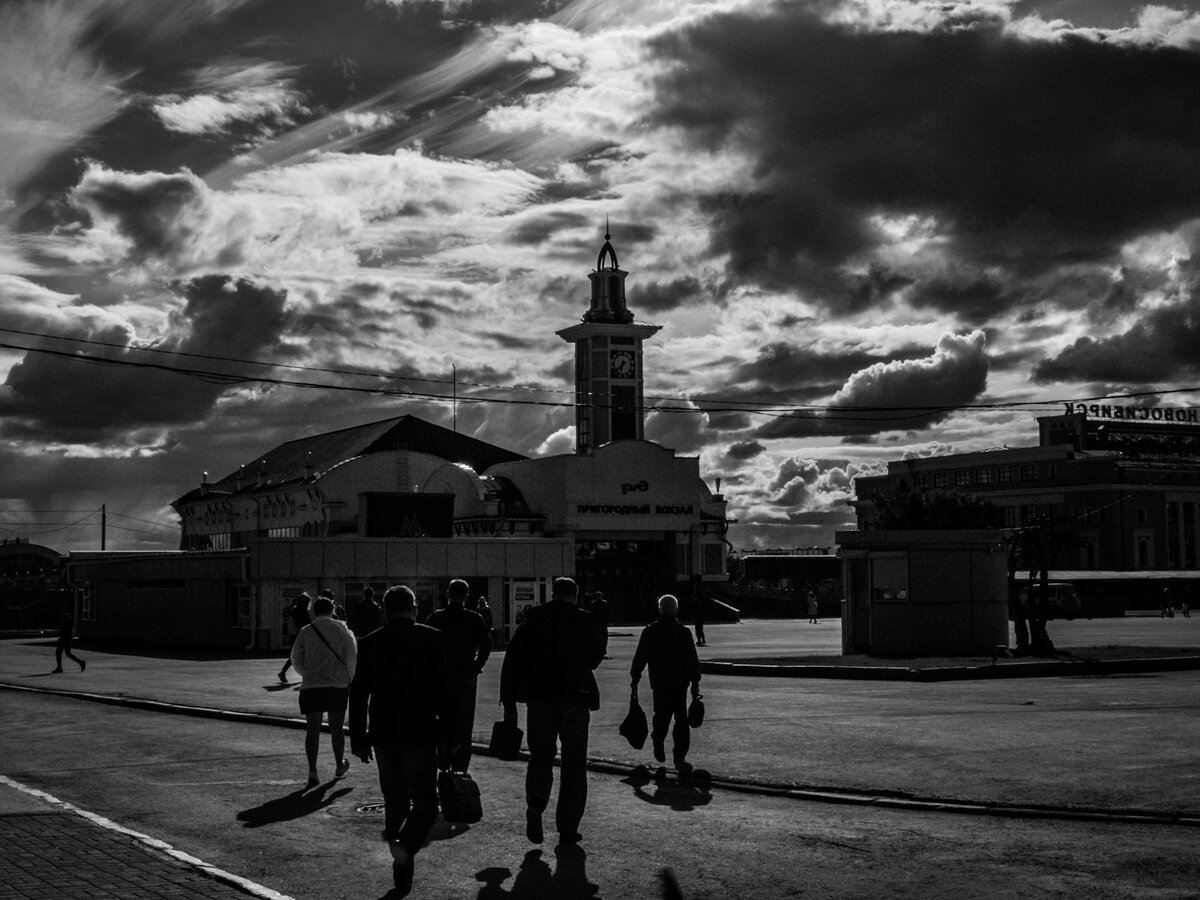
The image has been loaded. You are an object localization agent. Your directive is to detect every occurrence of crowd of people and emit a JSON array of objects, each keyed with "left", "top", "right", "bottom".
[{"left": 279, "top": 577, "right": 703, "bottom": 896}]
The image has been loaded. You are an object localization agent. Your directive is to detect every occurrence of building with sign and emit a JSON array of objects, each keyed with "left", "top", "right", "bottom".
[
  {"left": 849, "top": 407, "right": 1200, "bottom": 610},
  {"left": 70, "top": 231, "right": 728, "bottom": 648}
]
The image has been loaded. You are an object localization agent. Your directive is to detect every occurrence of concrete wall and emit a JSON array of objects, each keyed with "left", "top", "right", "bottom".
[{"left": 837, "top": 530, "right": 1010, "bottom": 657}]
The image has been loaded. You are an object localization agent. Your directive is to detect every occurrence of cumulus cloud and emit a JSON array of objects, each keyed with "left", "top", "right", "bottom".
[
  {"left": 755, "top": 331, "right": 989, "bottom": 439},
  {"left": 152, "top": 62, "right": 309, "bottom": 135},
  {"left": 647, "top": 4, "right": 1200, "bottom": 320}
]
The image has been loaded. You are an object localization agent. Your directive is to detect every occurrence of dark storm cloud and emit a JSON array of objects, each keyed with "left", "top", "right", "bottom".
[
  {"left": 724, "top": 440, "right": 765, "bottom": 461},
  {"left": 0, "top": 276, "right": 290, "bottom": 442},
  {"left": 648, "top": 8, "right": 1200, "bottom": 314},
  {"left": 507, "top": 211, "right": 589, "bottom": 246},
  {"left": 481, "top": 331, "right": 540, "bottom": 351},
  {"left": 732, "top": 342, "right": 926, "bottom": 394},
  {"left": 755, "top": 331, "right": 989, "bottom": 439},
  {"left": 634, "top": 276, "right": 704, "bottom": 314},
  {"left": 1034, "top": 294, "right": 1200, "bottom": 383}
]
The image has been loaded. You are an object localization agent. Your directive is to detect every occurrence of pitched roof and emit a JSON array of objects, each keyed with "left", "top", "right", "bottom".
[{"left": 175, "top": 415, "right": 525, "bottom": 504}]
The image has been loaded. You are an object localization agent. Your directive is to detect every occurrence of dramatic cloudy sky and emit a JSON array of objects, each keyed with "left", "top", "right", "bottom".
[{"left": 5, "top": 0, "right": 1200, "bottom": 552}]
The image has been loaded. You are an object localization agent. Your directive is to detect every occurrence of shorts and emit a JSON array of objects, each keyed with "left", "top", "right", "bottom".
[{"left": 298, "top": 687, "right": 348, "bottom": 715}]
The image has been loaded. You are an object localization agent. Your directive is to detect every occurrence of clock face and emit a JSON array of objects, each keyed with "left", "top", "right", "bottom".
[{"left": 610, "top": 350, "right": 635, "bottom": 378}]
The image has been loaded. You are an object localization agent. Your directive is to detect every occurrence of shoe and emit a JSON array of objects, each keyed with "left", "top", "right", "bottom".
[
  {"left": 676, "top": 760, "right": 694, "bottom": 776},
  {"left": 525, "top": 807, "right": 543, "bottom": 844},
  {"left": 306, "top": 771, "right": 319, "bottom": 789},
  {"left": 652, "top": 737, "right": 666, "bottom": 764},
  {"left": 335, "top": 758, "right": 350, "bottom": 777},
  {"left": 79, "top": 660, "right": 86, "bottom": 672},
  {"left": 278, "top": 669, "right": 288, "bottom": 683},
  {"left": 51, "top": 667, "right": 63, "bottom": 674},
  {"left": 559, "top": 831, "right": 583, "bottom": 844}
]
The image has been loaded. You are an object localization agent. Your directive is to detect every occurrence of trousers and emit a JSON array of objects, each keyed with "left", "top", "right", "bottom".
[
  {"left": 374, "top": 743, "right": 438, "bottom": 855},
  {"left": 525, "top": 701, "right": 590, "bottom": 836}
]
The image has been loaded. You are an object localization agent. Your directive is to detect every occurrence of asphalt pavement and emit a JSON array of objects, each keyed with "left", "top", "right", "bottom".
[{"left": 2, "top": 615, "right": 1199, "bottom": 899}]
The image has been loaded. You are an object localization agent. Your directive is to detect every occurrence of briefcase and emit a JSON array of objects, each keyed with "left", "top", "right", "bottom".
[
  {"left": 489, "top": 720, "right": 523, "bottom": 760},
  {"left": 437, "top": 770, "right": 483, "bottom": 824}
]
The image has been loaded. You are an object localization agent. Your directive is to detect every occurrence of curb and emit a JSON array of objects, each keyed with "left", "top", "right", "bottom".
[
  {"left": 5, "top": 680, "right": 1199, "bottom": 829},
  {"left": 700, "top": 655, "right": 1200, "bottom": 681}
]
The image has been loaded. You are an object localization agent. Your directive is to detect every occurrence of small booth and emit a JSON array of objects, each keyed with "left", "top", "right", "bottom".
[{"left": 837, "top": 529, "right": 1009, "bottom": 657}]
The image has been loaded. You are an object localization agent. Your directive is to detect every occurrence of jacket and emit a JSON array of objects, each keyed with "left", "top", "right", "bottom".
[
  {"left": 426, "top": 603, "right": 492, "bottom": 679},
  {"left": 290, "top": 615, "right": 357, "bottom": 689},
  {"left": 349, "top": 618, "right": 453, "bottom": 749},
  {"left": 500, "top": 600, "right": 604, "bottom": 709},
  {"left": 631, "top": 616, "right": 700, "bottom": 692}
]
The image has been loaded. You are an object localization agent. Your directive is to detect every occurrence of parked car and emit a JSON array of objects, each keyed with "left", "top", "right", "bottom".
[{"left": 1018, "top": 582, "right": 1080, "bottom": 619}]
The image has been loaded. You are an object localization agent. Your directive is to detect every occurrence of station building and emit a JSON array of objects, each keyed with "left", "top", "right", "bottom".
[
  {"left": 67, "top": 232, "right": 729, "bottom": 649},
  {"left": 848, "top": 405, "right": 1200, "bottom": 610}
]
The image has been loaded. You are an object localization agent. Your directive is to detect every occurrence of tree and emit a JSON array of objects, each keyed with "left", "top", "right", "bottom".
[{"left": 871, "top": 481, "right": 1004, "bottom": 530}]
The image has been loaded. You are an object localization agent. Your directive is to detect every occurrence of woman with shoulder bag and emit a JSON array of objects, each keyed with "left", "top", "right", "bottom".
[{"left": 290, "top": 593, "right": 358, "bottom": 788}]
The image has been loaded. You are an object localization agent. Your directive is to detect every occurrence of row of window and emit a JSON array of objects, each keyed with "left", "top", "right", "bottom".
[{"left": 916, "top": 463, "right": 1054, "bottom": 489}]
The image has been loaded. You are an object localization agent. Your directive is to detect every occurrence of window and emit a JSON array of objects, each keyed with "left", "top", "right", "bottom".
[
  {"left": 975, "top": 468, "right": 993, "bottom": 485},
  {"left": 1020, "top": 505, "right": 1039, "bottom": 525},
  {"left": 998, "top": 466, "right": 1013, "bottom": 483},
  {"left": 227, "top": 583, "right": 253, "bottom": 628},
  {"left": 78, "top": 583, "right": 94, "bottom": 621},
  {"left": 1020, "top": 464, "right": 1038, "bottom": 481},
  {"left": 954, "top": 470, "right": 970, "bottom": 487},
  {"left": 1002, "top": 507, "right": 1017, "bottom": 528},
  {"left": 913, "top": 473, "right": 929, "bottom": 488},
  {"left": 933, "top": 472, "right": 950, "bottom": 488}
]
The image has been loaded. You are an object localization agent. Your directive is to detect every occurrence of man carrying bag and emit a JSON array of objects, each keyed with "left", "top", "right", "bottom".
[{"left": 631, "top": 594, "right": 702, "bottom": 775}]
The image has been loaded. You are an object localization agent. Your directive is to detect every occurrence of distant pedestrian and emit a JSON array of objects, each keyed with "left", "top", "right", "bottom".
[
  {"left": 590, "top": 591, "right": 611, "bottom": 659},
  {"left": 290, "top": 594, "right": 357, "bottom": 788},
  {"left": 278, "top": 592, "right": 312, "bottom": 682},
  {"left": 501, "top": 577, "right": 603, "bottom": 846},
  {"left": 347, "top": 586, "right": 386, "bottom": 638},
  {"left": 350, "top": 585, "right": 454, "bottom": 897},
  {"left": 318, "top": 588, "right": 345, "bottom": 621},
  {"left": 52, "top": 609, "right": 85, "bottom": 673},
  {"left": 1182, "top": 584, "right": 1192, "bottom": 618},
  {"left": 472, "top": 595, "right": 495, "bottom": 642},
  {"left": 1162, "top": 586, "right": 1174, "bottom": 618},
  {"left": 631, "top": 594, "right": 701, "bottom": 774},
  {"left": 426, "top": 578, "right": 492, "bottom": 772},
  {"left": 807, "top": 591, "right": 819, "bottom": 624},
  {"left": 693, "top": 591, "right": 707, "bottom": 647}
]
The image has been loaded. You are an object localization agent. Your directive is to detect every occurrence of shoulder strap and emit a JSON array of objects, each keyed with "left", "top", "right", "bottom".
[{"left": 310, "top": 620, "right": 347, "bottom": 670}]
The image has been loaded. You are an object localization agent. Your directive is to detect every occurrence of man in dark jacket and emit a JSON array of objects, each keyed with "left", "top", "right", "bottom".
[
  {"left": 631, "top": 594, "right": 701, "bottom": 773},
  {"left": 427, "top": 578, "right": 492, "bottom": 771},
  {"left": 347, "top": 585, "right": 386, "bottom": 638},
  {"left": 500, "top": 577, "right": 603, "bottom": 846},
  {"left": 350, "top": 585, "right": 453, "bottom": 897}
]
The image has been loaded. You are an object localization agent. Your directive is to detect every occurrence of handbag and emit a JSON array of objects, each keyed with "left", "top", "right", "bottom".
[
  {"left": 489, "top": 720, "right": 523, "bottom": 760},
  {"left": 619, "top": 692, "right": 649, "bottom": 749},
  {"left": 437, "top": 770, "right": 483, "bottom": 824},
  {"left": 688, "top": 693, "right": 705, "bottom": 729}
]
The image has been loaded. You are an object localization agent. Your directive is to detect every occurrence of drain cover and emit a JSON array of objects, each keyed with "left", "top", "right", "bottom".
[{"left": 355, "top": 801, "right": 386, "bottom": 814}]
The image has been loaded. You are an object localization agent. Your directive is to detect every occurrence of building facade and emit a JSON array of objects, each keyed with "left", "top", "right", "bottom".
[{"left": 850, "top": 406, "right": 1200, "bottom": 609}]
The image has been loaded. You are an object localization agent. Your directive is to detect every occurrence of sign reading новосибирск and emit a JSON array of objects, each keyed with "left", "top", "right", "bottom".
[{"left": 1064, "top": 403, "right": 1199, "bottom": 423}]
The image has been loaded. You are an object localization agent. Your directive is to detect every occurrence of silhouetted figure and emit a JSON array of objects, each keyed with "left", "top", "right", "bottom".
[
  {"left": 426, "top": 578, "right": 492, "bottom": 771},
  {"left": 52, "top": 610, "right": 85, "bottom": 673},
  {"left": 631, "top": 594, "right": 701, "bottom": 773},
  {"left": 278, "top": 592, "right": 312, "bottom": 682},
  {"left": 350, "top": 585, "right": 454, "bottom": 897},
  {"left": 590, "top": 591, "right": 611, "bottom": 659},
  {"left": 1162, "top": 586, "right": 1175, "bottom": 618},
  {"left": 693, "top": 591, "right": 706, "bottom": 646},
  {"left": 347, "top": 585, "right": 386, "bottom": 638},
  {"left": 290, "top": 594, "right": 357, "bottom": 788},
  {"left": 1183, "top": 584, "right": 1192, "bottom": 618},
  {"left": 807, "top": 590, "right": 819, "bottom": 624},
  {"left": 501, "top": 577, "right": 603, "bottom": 846}
]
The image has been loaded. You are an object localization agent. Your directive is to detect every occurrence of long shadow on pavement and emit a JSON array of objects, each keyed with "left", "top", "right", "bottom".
[
  {"left": 236, "top": 782, "right": 353, "bottom": 827},
  {"left": 475, "top": 845, "right": 599, "bottom": 899},
  {"left": 622, "top": 765, "right": 712, "bottom": 812}
]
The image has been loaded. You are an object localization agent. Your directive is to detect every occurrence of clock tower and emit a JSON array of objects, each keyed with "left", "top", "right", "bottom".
[{"left": 557, "top": 229, "right": 661, "bottom": 452}]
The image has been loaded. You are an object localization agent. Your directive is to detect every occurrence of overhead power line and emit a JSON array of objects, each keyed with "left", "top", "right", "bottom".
[{"left": 4, "top": 325, "right": 1200, "bottom": 422}]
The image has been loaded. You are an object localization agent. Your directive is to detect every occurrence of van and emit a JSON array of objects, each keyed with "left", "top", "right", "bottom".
[{"left": 1017, "top": 582, "right": 1080, "bottom": 620}]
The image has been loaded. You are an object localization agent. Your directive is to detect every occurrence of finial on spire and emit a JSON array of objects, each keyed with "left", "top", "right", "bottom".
[{"left": 605, "top": 215, "right": 610, "bottom": 241}]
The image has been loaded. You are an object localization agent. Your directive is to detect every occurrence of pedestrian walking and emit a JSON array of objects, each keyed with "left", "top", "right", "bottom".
[
  {"left": 807, "top": 590, "right": 819, "bottom": 624},
  {"left": 52, "top": 609, "right": 85, "bottom": 673},
  {"left": 693, "top": 590, "right": 707, "bottom": 646},
  {"left": 1181, "top": 584, "right": 1192, "bottom": 618},
  {"left": 350, "top": 585, "right": 454, "bottom": 897},
  {"left": 1162, "top": 586, "right": 1175, "bottom": 618},
  {"left": 426, "top": 578, "right": 492, "bottom": 772},
  {"left": 347, "top": 585, "right": 386, "bottom": 638},
  {"left": 472, "top": 595, "right": 495, "bottom": 643},
  {"left": 500, "top": 577, "right": 603, "bottom": 846},
  {"left": 590, "top": 591, "right": 611, "bottom": 659},
  {"left": 290, "top": 594, "right": 357, "bottom": 788},
  {"left": 631, "top": 594, "right": 701, "bottom": 774},
  {"left": 278, "top": 592, "right": 312, "bottom": 682}
]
